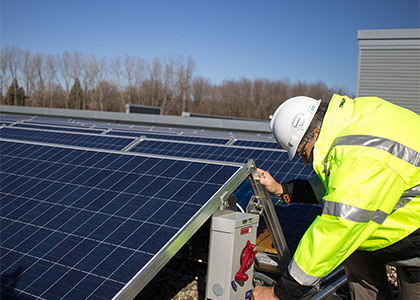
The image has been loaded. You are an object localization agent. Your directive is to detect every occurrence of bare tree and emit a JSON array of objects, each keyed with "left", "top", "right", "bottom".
[
  {"left": 251, "top": 78, "right": 265, "bottom": 118},
  {"left": 148, "top": 57, "right": 163, "bottom": 107},
  {"left": 82, "top": 54, "right": 99, "bottom": 109},
  {"left": 32, "top": 52, "right": 46, "bottom": 106},
  {"left": 58, "top": 52, "right": 73, "bottom": 109},
  {"left": 45, "top": 54, "right": 58, "bottom": 107},
  {"left": 96, "top": 56, "right": 110, "bottom": 111},
  {"left": 160, "top": 56, "right": 178, "bottom": 114},
  {"left": 110, "top": 55, "right": 126, "bottom": 112},
  {"left": 70, "top": 52, "right": 85, "bottom": 109},
  {"left": 291, "top": 80, "right": 309, "bottom": 98},
  {"left": 1, "top": 47, "right": 11, "bottom": 102},
  {"left": 124, "top": 54, "right": 136, "bottom": 105},
  {"left": 2, "top": 45, "right": 353, "bottom": 117},
  {"left": 134, "top": 57, "right": 146, "bottom": 105},
  {"left": 21, "top": 51, "right": 36, "bottom": 102},
  {"left": 7, "top": 46, "right": 23, "bottom": 105},
  {"left": 191, "top": 76, "right": 212, "bottom": 109},
  {"left": 99, "top": 80, "right": 120, "bottom": 111},
  {"left": 238, "top": 77, "right": 252, "bottom": 118},
  {"left": 178, "top": 56, "right": 195, "bottom": 114}
]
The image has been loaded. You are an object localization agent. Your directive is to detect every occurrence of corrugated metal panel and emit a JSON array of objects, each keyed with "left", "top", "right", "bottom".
[{"left": 357, "top": 29, "right": 420, "bottom": 115}]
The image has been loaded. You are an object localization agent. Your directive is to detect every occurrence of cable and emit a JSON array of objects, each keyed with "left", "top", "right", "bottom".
[{"left": 236, "top": 202, "right": 245, "bottom": 213}]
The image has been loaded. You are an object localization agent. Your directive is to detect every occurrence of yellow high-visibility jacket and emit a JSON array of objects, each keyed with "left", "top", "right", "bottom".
[{"left": 290, "top": 94, "right": 420, "bottom": 285}]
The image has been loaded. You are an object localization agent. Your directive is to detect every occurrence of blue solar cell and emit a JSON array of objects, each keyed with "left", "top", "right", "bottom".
[
  {"left": 91, "top": 279, "right": 125, "bottom": 300},
  {"left": 190, "top": 163, "right": 221, "bottom": 182},
  {"left": 144, "top": 159, "right": 173, "bottom": 176},
  {"left": 142, "top": 177, "right": 171, "bottom": 197},
  {"left": 0, "top": 250, "right": 23, "bottom": 272},
  {"left": 166, "top": 203, "right": 196, "bottom": 225},
  {"left": 171, "top": 181, "right": 202, "bottom": 202},
  {"left": 95, "top": 173, "right": 126, "bottom": 191},
  {"left": 175, "top": 163, "right": 206, "bottom": 181},
  {"left": 22, "top": 180, "right": 51, "bottom": 198},
  {"left": 0, "top": 156, "right": 21, "bottom": 171},
  {"left": 211, "top": 165, "right": 240, "bottom": 184},
  {"left": 141, "top": 226, "right": 178, "bottom": 254},
  {"left": 154, "top": 180, "right": 182, "bottom": 198},
  {"left": 158, "top": 160, "right": 189, "bottom": 177},
  {"left": 148, "top": 201, "right": 183, "bottom": 224},
  {"left": 189, "top": 184, "right": 221, "bottom": 205}
]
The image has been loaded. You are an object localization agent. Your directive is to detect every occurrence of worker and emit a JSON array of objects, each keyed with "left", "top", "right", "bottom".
[{"left": 251, "top": 94, "right": 420, "bottom": 300}]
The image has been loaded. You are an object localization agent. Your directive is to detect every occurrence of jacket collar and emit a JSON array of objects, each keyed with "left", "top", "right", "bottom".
[{"left": 313, "top": 94, "right": 354, "bottom": 178}]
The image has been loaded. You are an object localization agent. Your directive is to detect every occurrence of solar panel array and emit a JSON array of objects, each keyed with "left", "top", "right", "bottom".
[{"left": 1, "top": 113, "right": 319, "bottom": 300}]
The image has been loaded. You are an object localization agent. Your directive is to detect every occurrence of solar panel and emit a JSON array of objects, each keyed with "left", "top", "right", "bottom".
[
  {"left": 128, "top": 139, "right": 315, "bottom": 180},
  {"left": 0, "top": 127, "right": 136, "bottom": 151},
  {"left": 1, "top": 140, "right": 247, "bottom": 300}
]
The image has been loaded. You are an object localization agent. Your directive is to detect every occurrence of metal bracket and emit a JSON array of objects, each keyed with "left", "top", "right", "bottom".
[
  {"left": 214, "top": 194, "right": 238, "bottom": 217},
  {"left": 246, "top": 160, "right": 291, "bottom": 266}
]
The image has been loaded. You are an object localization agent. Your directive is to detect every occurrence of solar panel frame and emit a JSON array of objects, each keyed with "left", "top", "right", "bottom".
[
  {"left": 11, "top": 122, "right": 107, "bottom": 134},
  {"left": 105, "top": 130, "right": 232, "bottom": 145}
]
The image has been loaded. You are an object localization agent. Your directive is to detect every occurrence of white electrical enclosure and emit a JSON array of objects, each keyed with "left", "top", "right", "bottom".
[{"left": 206, "top": 212, "right": 259, "bottom": 300}]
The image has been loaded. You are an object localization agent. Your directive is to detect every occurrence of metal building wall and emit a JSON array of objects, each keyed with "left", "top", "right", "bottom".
[{"left": 357, "top": 28, "right": 420, "bottom": 114}]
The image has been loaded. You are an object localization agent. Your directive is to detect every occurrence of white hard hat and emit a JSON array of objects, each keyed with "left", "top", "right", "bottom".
[{"left": 270, "top": 96, "right": 321, "bottom": 160}]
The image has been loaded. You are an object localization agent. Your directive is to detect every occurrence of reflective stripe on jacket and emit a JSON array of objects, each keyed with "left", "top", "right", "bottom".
[{"left": 290, "top": 94, "right": 420, "bottom": 286}]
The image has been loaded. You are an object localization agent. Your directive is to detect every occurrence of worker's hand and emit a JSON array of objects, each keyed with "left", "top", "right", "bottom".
[
  {"left": 255, "top": 168, "right": 283, "bottom": 197},
  {"left": 252, "top": 286, "right": 279, "bottom": 300}
]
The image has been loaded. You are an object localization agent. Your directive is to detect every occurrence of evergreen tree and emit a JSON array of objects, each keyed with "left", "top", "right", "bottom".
[
  {"left": 68, "top": 78, "right": 83, "bottom": 109},
  {"left": 6, "top": 78, "right": 26, "bottom": 106}
]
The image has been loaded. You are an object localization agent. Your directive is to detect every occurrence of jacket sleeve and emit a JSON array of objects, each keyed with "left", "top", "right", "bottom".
[
  {"left": 281, "top": 177, "right": 320, "bottom": 204},
  {"left": 289, "top": 155, "right": 406, "bottom": 285}
]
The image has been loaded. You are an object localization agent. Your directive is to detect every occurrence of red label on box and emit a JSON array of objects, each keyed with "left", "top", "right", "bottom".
[{"left": 241, "top": 226, "right": 252, "bottom": 235}]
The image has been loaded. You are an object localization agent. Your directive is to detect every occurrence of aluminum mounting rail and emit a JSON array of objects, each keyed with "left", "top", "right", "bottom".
[{"left": 246, "top": 160, "right": 291, "bottom": 266}]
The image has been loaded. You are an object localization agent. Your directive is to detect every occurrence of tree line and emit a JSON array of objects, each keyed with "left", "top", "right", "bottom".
[{"left": 1, "top": 45, "right": 352, "bottom": 120}]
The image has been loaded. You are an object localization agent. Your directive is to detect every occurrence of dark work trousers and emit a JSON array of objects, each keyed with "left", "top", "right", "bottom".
[
  {"left": 395, "top": 265, "right": 420, "bottom": 300},
  {"left": 343, "top": 229, "right": 420, "bottom": 300}
]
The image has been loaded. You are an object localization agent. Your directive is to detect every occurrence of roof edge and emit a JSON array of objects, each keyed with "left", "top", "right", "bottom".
[
  {"left": 0, "top": 105, "right": 271, "bottom": 134},
  {"left": 358, "top": 28, "right": 420, "bottom": 40}
]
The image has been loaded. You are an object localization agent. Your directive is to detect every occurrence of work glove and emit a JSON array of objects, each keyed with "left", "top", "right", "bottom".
[{"left": 274, "top": 268, "right": 314, "bottom": 300}]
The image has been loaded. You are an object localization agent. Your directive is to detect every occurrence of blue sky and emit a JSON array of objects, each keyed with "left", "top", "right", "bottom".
[{"left": 1, "top": 0, "right": 419, "bottom": 95}]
